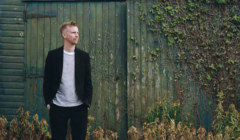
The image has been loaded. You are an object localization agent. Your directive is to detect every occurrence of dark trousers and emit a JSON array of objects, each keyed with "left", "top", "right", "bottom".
[{"left": 49, "top": 103, "right": 88, "bottom": 140}]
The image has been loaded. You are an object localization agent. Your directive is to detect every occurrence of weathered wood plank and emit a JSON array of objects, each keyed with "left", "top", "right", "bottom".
[
  {"left": 0, "top": 69, "right": 23, "bottom": 76},
  {"left": 102, "top": 1, "right": 109, "bottom": 133},
  {"left": 0, "top": 5, "right": 24, "bottom": 11},
  {"left": 0, "top": 76, "right": 23, "bottom": 82},
  {"left": 57, "top": 3, "right": 64, "bottom": 48},
  {"left": 89, "top": 2, "right": 97, "bottom": 130},
  {"left": 0, "top": 0, "right": 24, "bottom": 5},
  {"left": 0, "top": 108, "right": 20, "bottom": 115},
  {"left": 108, "top": 1, "right": 116, "bottom": 130},
  {"left": 50, "top": 3, "right": 57, "bottom": 50},
  {"left": 0, "top": 30, "right": 25, "bottom": 37},
  {"left": 0, "top": 24, "right": 24, "bottom": 31},
  {"left": 36, "top": 2, "right": 45, "bottom": 120},
  {"left": 0, "top": 18, "right": 24, "bottom": 24},
  {"left": 76, "top": 2, "right": 83, "bottom": 50},
  {"left": 127, "top": 1, "right": 134, "bottom": 128},
  {"left": 42, "top": 2, "right": 51, "bottom": 124},
  {"left": 70, "top": 2, "right": 77, "bottom": 21},
  {"left": 0, "top": 12, "right": 23, "bottom": 18},
  {"left": 0, "top": 89, "right": 24, "bottom": 95},
  {"left": 63, "top": 2, "right": 71, "bottom": 22},
  {"left": 95, "top": 1, "right": 103, "bottom": 132},
  {"left": 0, "top": 37, "right": 24, "bottom": 44},
  {"left": 0, "top": 95, "right": 24, "bottom": 102},
  {"left": 140, "top": 0, "right": 148, "bottom": 127},
  {"left": 0, "top": 43, "right": 24, "bottom": 50},
  {"left": 0, "top": 56, "right": 24, "bottom": 63},
  {"left": 133, "top": 0, "right": 141, "bottom": 129},
  {"left": 0, "top": 62, "right": 23, "bottom": 69},
  {"left": 0, "top": 82, "right": 24, "bottom": 88},
  {"left": 120, "top": 2, "right": 127, "bottom": 138},
  {"left": 0, "top": 102, "right": 24, "bottom": 108},
  {"left": 0, "top": 50, "right": 24, "bottom": 56},
  {"left": 83, "top": 2, "right": 90, "bottom": 53}
]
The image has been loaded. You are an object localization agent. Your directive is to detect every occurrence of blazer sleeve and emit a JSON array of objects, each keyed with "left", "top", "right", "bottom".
[
  {"left": 43, "top": 51, "right": 53, "bottom": 106},
  {"left": 84, "top": 53, "right": 93, "bottom": 107}
]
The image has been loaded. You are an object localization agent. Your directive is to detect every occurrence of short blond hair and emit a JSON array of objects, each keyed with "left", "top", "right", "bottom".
[{"left": 60, "top": 20, "right": 78, "bottom": 34}]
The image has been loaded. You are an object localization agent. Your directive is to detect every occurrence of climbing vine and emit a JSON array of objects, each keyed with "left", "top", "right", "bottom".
[{"left": 133, "top": 0, "right": 240, "bottom": 111}]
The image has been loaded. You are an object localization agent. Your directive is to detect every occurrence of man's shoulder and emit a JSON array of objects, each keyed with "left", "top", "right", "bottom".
[{"left": 47, "top": 46, "right": 62, "bottom": 55}]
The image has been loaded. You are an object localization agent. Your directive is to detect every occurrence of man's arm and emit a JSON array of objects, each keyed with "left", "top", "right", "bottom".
[
  {"left": 43, "top": 52, "right": 53, "bottom": 106},
  {"left": 84, "top": 53, "right": 93, "bottom": 107}
]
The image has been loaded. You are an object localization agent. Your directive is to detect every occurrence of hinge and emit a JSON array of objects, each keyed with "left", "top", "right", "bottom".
[{"left": 24, "top": 10, "right": 56, "bottom": 22}]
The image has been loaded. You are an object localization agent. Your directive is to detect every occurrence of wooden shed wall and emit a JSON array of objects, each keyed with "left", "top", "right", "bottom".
[
  {"left": 0, "top": 0, "right": 25, "bottom": 121},
  {"left": 126, "top": 0, "right": 214, "bottom": 131}
]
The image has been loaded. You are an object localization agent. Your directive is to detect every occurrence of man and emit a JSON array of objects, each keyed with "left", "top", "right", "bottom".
[{"left": 43, "top": 21, "right": 93, "bottom": 140}]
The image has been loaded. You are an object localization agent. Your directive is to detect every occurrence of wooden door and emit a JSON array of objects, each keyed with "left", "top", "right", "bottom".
[{"left": 25, "top": 1, "right": 128, "bottom": 138}]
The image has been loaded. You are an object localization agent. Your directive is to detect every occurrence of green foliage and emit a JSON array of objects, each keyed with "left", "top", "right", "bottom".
[{"left": 146, "top": 96, "right": 194, "bottom": 128}]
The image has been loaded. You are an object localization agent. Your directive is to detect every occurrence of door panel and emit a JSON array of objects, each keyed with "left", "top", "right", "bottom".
[{"left": 25, "top": 2, "right": 127, "bottom": 138}]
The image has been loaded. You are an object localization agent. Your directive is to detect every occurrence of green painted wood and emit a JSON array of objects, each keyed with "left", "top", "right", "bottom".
[
  {"left": 0, "top": 56, "right": 24, "bottom": 63},
  {"left": 0, "top": 63, "right": 24, "bottom": 69},
  {"left": 120, "top": 2, "right": 127, "bottom": 138},
  {"left": 89, "top": 2, "right": 97, "bottom": 132},
  {"left": 0, "top": 24, "right": 24, "bottom": 31},
  {"left": 0, "top": 5, "right": 24, "bottom": 11},
  {"left": 0, "top": 18, "right": 24, "bottom": 24},
  {"left": 140, "top": 0, "right": 147, "bottom": 127},
  {"left": 50, "top": 3, "right": 57, "bottom": 50},
  {"left": 0, "top": 102, "right": 24, "bottom": 108},
  {"left": 83, "top": 2, "right": 90, "bottom": 52},
  {"left": 0, "top": 0, "right": 24, "bottom": 5},
  {"left": 115, "top": 1, "right": 122, "bottom": 136},
  {"left": 0, "top": 50, "right": 24, "bottom": 56},
  {"left": 0, "top": 95, "right": 24, "bottom": 102},
  {"left": 133, "top": 0, "right": 141, "bottom": 129},
  {"left": 57, "top": 3, "right": 64, "bottom": 48},
  {"left": 0, "top": 89, "right": 24, "bottom": 95},
  {"left": 0, "top": 88, "right": 24, "bottom": 95},
  {"left": 0, "top": 44, "right": 24, "bottom": 50},
  {"left": 76, "top": 2, "right": 83, "bottom": 50},
  {"left": 127, "top": 1, "right": 133, "bottom": 129},
  {"left": 0, "top": 70, "right": 23, "bottom": 76},
  {"left": 0, "top": 108, "right": 20, "bottom": 115},
  {"left": 0, "top": 76, "right": 23, "bottom": 82},
  {"left": 102, "top": 1, "right": 109, "bottom": 135},
  {"left": 0, "top": 37, "right": 24, "bottom": 44},
  {"left": 95, "top": 1, "right": 103, "bottom": 133},
  {"left": 0, "top": 82, "right": 24, "bottom": 88},
  {"left": 108, "top": 1, "right": 116, "bottom": 131},
  {"left": 70, "top": 2, "right": 77, "bottom": 21},
  {"left": 0, "top": 12, "right": 23, "bottom": 18},
  {"left": 0, "top": 30, "right": 25, "bottom": 37}
]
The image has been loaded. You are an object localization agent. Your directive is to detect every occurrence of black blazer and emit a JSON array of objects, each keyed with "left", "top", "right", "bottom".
[{"left": 43, "top": 46, "right": 93, "bottom": 107}]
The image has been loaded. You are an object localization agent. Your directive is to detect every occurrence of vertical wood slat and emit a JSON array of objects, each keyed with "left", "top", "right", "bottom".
[
  {"left": 83, "top": 2, "right": 90, "bottom": 53},
  {"left": 102, "top": 1, "right": 109, "bottom": 134},
  {"left": 127, "top": 1, "right": 134, "bottom": 128},
  {"left": 96, "top": 1, "right": 103, "bottom": 133},
  {"left": 133, "top": 0, "right": 141, "bottom": 129},
  {"left": 140, "top": 0, "right": 147, "bottom": 127},
  {"left": 42, "top": 2, "right": 51, "bottom": 122},
  {"left": 50, "top": 3, "right": 57, "bottom": 50},
  {"left": 89, "top": 2, "right": 97, "bottom": 131},
  {"left": 36, "top": 2, "right": 44, "bottom": 120},
  {"left": 115, "top": 1, "right": 122, "bottom": 136},
  {"left": 108, "top": 1, "right": 116, "bottom": 130},
  {"left": 57, "top": 3, "right": 63, "bottom": 48},
  {"left": 76, "top": 3, "right": 83, "bottom": 50}
]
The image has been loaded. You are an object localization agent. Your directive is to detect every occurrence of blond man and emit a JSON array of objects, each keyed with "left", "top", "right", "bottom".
[{"left": 43, "top": 21, "right": 92, "bottom": 140}]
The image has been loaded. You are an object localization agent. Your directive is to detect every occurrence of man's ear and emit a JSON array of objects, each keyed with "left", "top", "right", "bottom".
[{"left": 62, "top": 33, "right": 66, "bottom": 38}]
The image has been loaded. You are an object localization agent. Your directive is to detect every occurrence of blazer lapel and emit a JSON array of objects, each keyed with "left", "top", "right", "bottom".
[{"left": 58, "top": 46, "right": 64, "bottom": 77}]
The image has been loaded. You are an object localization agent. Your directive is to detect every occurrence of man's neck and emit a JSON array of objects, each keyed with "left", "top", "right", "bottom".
[{"left": 63, "top": 43, "right": 75, "bottom": 52}]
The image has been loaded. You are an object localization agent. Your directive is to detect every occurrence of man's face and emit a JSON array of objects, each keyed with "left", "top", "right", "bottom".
[{"left": 62, "top": 26, "right": 79, "bottom": 45}]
